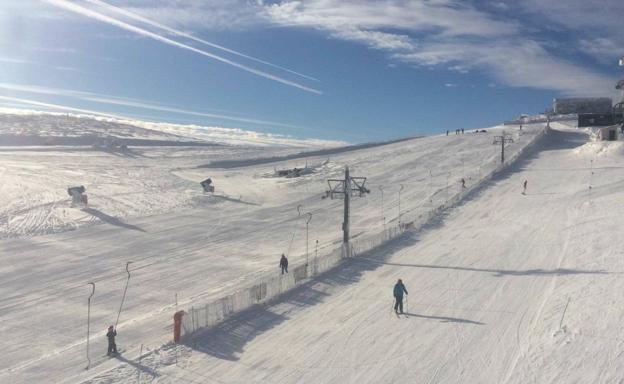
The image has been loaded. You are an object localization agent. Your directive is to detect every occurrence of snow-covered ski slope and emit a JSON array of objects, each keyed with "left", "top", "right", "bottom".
[
  {"left": 2, "top": 121, "right": 557, "bottom": 383},
  {"left": 72, "top": 124, "right": 624, "bottom": 384},
  {"left": 0, "top": 112, "right": 345, "bottom": 238}
]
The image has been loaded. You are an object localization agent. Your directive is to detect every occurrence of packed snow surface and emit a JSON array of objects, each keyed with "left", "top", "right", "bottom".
[{"left": 5, "top": 119, "right": 620, "bottom": 383}]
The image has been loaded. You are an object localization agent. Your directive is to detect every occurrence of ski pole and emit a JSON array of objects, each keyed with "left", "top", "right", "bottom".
[{"left": 405, "top": 295, "right": 409, "bottom": 314}]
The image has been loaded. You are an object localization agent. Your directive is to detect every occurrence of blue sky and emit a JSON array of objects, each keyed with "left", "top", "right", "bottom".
[{"left": 0, "top": 0, "right": 622, "bottom": 142}]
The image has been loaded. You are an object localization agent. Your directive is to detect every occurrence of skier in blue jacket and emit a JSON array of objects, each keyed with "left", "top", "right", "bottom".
[{"left": 393, "top": 279, "right": 408, "bottom": 314}]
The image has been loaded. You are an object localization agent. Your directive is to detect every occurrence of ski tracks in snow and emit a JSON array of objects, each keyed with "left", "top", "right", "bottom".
[{"left": 501, "top": 201, "right": 577, "bottom": 384}]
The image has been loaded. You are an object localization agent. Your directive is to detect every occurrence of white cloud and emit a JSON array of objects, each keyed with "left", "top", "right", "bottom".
[
  {"left": 29, "top": 47, "right": 79, "bottom": 54},
  {"left": 53, "top": 66, "right": 84, "bottom": 72},
  {"left": 0, "top": 95, "right": 126, "bottom": 119},
  {"left": 0, "top": 57, "right": 36, "bottom": 65},
  {"left": 518, "top": 1, "right": 624, "bottom": 64},
  {"left": 260, "top": 0, "right": 618, "bottom": 96},
  {"left": 0, "top": 106, "right": 345, "bottom": 148},
  {"left": 0, "top": 82, "right": 303, "bottom": 129},
  {"left": 331, "top": 29, "right": 413, "bottom": 51},
  {"left": 263, "top": 0, "right": 517, "bottom": 37},
  {"left": 118, "top": 0, "right": 262, "bottom": 31},
  {"left": 520, "top": 0, "right": 624, "bottom": 34}
]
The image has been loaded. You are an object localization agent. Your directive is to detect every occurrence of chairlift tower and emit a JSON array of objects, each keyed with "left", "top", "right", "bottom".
[
  {"left": 617, "top": 56, "right": 624, "bottom": 103},
  {"left": 326, "top": 166, "right": 370, "bottom": 246},
  {"left": 492, "top": 131, "right": 514, "bottom": 164}
]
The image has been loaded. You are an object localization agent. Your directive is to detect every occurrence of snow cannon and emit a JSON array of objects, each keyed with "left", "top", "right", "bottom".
[
  {"left": 67, "top": 185, "right": 86, "bottom": 197},
  {"left": 67, "top": 186, "right": 88, "bottom": 206},
  {"left": 200, "top": 178, "right": 215, "bottom": 193}
]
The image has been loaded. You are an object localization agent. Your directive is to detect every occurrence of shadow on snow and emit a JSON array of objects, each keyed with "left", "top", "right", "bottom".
[
  {"left": 114, "top": 354, "right": 160, "bottom": 378},
  {"left": 182, "top": 232, "right": 483, "bottom": 361},
  {"left": 402, "top": 312, "right": 485, "bottom": 325},
  {"left": 83, "top": 208, "right": 146, "bottom": 232}
]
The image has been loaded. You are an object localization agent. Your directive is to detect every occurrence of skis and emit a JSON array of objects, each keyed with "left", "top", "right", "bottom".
[{"left": 105, "top": 348, "right": 125, "bottom": 358}]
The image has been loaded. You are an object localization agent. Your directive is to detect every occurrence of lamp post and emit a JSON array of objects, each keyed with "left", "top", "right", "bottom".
[
  {"left": 378, "top": 186, "right": 385, "bottom": 227},
  {"left": 305, "top": 212, "right": 312, "bottom": 269},
  {"left": 446, "top": 172, "right": 450, "bottom": 201},
  {"left": 86, "top": 282, "right": 95, "bottom": 370},
  {"left": 115, "top": 261, "right": 133, "bottom": 328},
  {"left": 398, "top": 184, "right": 404, "bottom": 226},
  {"left": 428, "top": 168, "right": 433, "bottom": 204},
  {"left": 618, "top": 56, "right": 624, "bottom": 102},
  {"left": 315, "top": 239, "right": 318, "bottom": 275}
]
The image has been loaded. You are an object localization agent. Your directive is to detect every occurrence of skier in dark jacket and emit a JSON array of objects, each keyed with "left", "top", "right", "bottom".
[
  {"left": 522, "top": 180, "right": 528, "bottom": 195},
  {"left": 280, "top": 254, "right": 289, "bottom": 274},
  {"left": 393, "top": 279, "right": 408, "bottom": 314},
  {"left": 106, "top": 325, "right": 118, "bottom": 355}
]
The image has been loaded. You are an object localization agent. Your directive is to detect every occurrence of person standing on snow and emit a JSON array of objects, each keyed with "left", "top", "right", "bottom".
[
  {"left": 106, "top": 325, "right": 118, "bottom": 355},
  {"left": 280, "top": 254, "right": 289, "bottom": 275},
  {"left": 522, "top": 180, "right": 528, "bottom": 195},
  {"left": 393, "top": 279, "right": 408, "bottom": 314}
]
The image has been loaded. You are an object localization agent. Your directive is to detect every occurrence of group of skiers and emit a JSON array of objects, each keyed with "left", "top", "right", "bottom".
[{"left": 446, "top": 128, "right": 465, "bottom": 135}]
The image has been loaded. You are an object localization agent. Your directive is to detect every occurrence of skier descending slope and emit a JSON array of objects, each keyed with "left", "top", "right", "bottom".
[
  {"left": 393, "top": 279, "right": 408, "bottom": 314},
  {"left": 106, "top": 326, "right": 118, "bottom": 356}
]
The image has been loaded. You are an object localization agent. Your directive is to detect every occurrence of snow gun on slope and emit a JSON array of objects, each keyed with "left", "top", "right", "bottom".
[
  {"left": 67, "top": 185, "right": 88, "bottom": 206},
  {"left": 200, "top": 178, "right": 215, "bottom": 193}
]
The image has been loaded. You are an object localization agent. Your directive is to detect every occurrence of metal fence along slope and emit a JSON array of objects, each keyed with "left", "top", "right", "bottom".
[{"left": 179, "top": 125, "right": 549, "bottom": 340}]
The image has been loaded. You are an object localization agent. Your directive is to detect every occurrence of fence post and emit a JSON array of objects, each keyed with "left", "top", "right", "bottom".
[
  {"left": 191, "top": 306, "right": 195, "bottom": 333},
  {"left": 173, "top": 311, "right": 184, "bottom": 342},
  {"left": 306, "top": 212, "right": 312, "bottom": 274}
]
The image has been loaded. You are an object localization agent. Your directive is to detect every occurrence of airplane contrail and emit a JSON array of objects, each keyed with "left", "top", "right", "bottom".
[
  {"left": 44, "top": 0, "right": 322, "bottom": 94},
  {"left": 84, "top": 0, "right": 320, "bottom": 82},
  {"left": 0, "top": 82, "right": 303, "bottom": 129},
  {"left": 0, "top": 95, "right": 125, "bottom": 119}
]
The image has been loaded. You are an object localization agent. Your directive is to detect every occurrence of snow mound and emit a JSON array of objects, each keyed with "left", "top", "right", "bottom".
[{"left": 573, "top": 141, "right": 624, "bottom": 157}]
